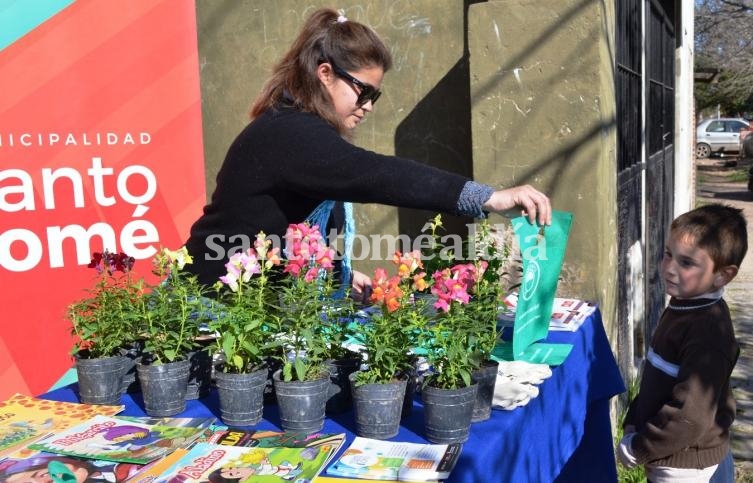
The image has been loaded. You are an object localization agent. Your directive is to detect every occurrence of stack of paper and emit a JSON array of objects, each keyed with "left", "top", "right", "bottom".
[{"left": 499, "top": 292, "right": 597, "bottom": 332}]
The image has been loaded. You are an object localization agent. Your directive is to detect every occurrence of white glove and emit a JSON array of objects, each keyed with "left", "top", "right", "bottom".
[
  {"left": 492, "top": 378, "right": 540, "bottom": 410},
  {"left": 617, "top": 433, "right": 638, "bottom": 469},
  {"left": 497, "top": 360, "right": 552, "bottom": 385}
]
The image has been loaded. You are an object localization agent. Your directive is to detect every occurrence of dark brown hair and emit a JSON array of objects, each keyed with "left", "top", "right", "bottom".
[
  {"left": 671, "top": 203, "right": 748, "bottom": 269},
  {"left": 250, "top": 8, "right": 392, "bottom": 137}
]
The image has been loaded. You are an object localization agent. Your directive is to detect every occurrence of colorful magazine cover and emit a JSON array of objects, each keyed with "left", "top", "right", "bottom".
[
  {"left": 27, "top": 414, "right": 207, "bottom": 464},
  {"left": 326, "top": 437, "right": 461, "bottom": 482},
  {"left": 0, "top": 393, "right": 124, "bottom": 458},
  {"left": 0, "top": 451, "right": 145, "bottom": 483},
  {"left": 125, "top": 449, "right": 190, "bottom": 483},
  {"left": 114, "top": 416, "right": 217, "bottom": 430},
  {"left": 203, "top": 427, "right": 344, "bottom": 448},
  {"left": 150, "top": 442, "right": 336, "bottom": 482},
  {"left": 201, "top": 428, "right": 346, "bottom": 469}
]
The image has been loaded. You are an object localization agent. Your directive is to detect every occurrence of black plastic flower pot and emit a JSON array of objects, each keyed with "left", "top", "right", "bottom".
[
  {"left": 263, "top": 358, "right": 282, "bottom": 405},
  {"left": 119, "top": 340, "right": 144, "bottom": 394},
  {"left": 272, "top": 369, "right": 329, "bottom": 432},
  {"left": 350, "top": 372, "right": 407, "bottom": 440},
  {"left": 185, "top": 349, "right": 213, "bottom": 400},
  {"left": 325, "top": 357, "right": 360, "bottom": 414},
  {"left": 75, "top": 355, "right": 126, "bottom": 406},
  {"left": 422, "top": 383, "right": 478, "bottom": 444},
  {"left": 215, "top": 364, "right": 268, "bottom": 426},
  {"left": 401, "top": 368, "right": 418, "bottom": 419},
  {"left": 137, "top": 359, "right": 190, "bottom": 417},
  {"left": 471, "top": 360, "right": 499, "bottom": 422}
]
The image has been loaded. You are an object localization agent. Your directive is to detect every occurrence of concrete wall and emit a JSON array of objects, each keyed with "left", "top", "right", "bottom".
[
  {"left": 196, "top": 0, "right": 619, "bottom": 334},
  {"left": 196, "top": 0, "right": 471, "bottom": 270},
  {"left": 466, "top": 0, "right": 618, "bottom": 333}
]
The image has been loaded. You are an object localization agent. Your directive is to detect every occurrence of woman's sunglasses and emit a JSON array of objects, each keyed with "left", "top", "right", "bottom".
[{"left": 329, "top": 62, "right": 382, "bottom": 107}]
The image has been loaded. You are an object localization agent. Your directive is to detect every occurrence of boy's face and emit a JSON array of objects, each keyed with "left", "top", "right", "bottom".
[{"left": 661, "top": 231, "right": 729, "bottom": 298}]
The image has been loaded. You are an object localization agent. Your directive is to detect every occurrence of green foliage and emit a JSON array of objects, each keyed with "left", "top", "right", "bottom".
[
  {"left": 140, "top": 248, "right": 212, "bottom": 365},
  {"left": 67, "top": 251, "right": 144, "bottom": 359},
  {"left": 694, "top": 67, "right": 753, "bottom": 116},
  {"left": 353, "top": 297, "right": 427, "bottom": 386},
  {"left": 211, "top": 301, "right": 280, "bottom": 374},
  {"left": 420, "top": 216, "right": 512, "bottom": 390},
  {"left": 319, "top": 295, "right": 360, "bottom": 362},
  {"left": 465, "top": 220, "right": 510, "bottom": 362},
  {"left": 210, "top": 235, "right": 283, "bottom": 374},
  {"left": 420, "top": 214, "right": 458, "bottom": 275},
  {"left": 353, "top": 250, "right": 429, "bottom": 387},
  {"left": 276, "top": 271, "right": 337, "bottom": 382},
  {"left": 420, "top": 303, "right": 476, "bottom": 390},
  {"left": 616, "top": 376, "right": 646, "bottom": 483}
]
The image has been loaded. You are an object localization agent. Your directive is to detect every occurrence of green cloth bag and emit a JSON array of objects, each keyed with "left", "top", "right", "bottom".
[{"left": 493, "top": 211, "right": 574, "bottom": 365}]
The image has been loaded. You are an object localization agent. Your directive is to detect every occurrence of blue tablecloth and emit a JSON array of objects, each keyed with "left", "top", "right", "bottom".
[{"left": 42, "top": 309, "right": 625, "bottom": 483}]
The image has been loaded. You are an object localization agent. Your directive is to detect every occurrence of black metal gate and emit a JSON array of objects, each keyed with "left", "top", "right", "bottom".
[
  {"left": 644, "top": 0, "right": 675, "bottom": 345},
  {"left": 615, "top": 0, "right": 676, "bottom": 375},
  {"left": 616, "top": 0, "right": 643, "bottom": 375}
]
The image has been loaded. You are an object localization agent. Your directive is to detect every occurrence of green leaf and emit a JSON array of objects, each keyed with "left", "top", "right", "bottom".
[
  {"left": 294, "top": 358, "right": 306, "bottom": 382},
  {"left": 231, "top": 354, "right": 244, "bottom": 371},
  {"left": 222, "top": 334, "right": 236, "bottom": 358}
]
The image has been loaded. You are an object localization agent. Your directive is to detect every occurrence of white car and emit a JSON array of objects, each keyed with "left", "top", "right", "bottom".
[{"left": 695, "top": 117, "right": 750, "bottom": 159}]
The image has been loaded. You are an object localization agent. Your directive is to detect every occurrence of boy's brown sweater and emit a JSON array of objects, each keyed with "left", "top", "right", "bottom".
[{"left": 624, "top": 296, "right": 739, "bottom": 469}]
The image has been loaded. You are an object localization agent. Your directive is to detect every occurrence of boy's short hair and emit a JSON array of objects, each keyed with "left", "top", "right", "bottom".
[{"left": 671, "top": 203, "right": 748, "bottom": 269}]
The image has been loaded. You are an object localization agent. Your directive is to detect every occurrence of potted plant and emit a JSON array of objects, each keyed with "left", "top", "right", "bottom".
[
  {"left": 419, "top": 262, "right": 484, "bottom": 444},
  {"left": 349, "top": 250, "right": 430, "bottom": 439},
  {"left": 210, "top": 232, "right": 283, "bottom": 426},
  {"left": 136, "top": 247, "right": 211, "bottom": 417},
  {"left": 67, "top": 250, "right": 144, "bottom": 405},
  {"left": 465, "top": 220, "right": 512, "bottom": 421},
  {"left": 272, "top": 222, "right": 338, "bottom": 432},
  {"left": 422, "top": 216, "right": 512, "bottom": 422}
]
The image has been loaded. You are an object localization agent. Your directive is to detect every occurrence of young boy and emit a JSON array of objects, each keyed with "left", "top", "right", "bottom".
[{"left": 618, "top": 203, "right": 748, "bottom": 482}]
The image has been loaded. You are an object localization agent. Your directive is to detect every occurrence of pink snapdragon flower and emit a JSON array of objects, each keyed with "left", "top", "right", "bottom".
[
  {"left": 283, "top": 223, "right": 336, "bottom": 278},
  {"left": 220, "top": 250, "right": 261, "bottom": 292},
  {"left": 430, "top": 262, "right": 486, "bottom": 313}
]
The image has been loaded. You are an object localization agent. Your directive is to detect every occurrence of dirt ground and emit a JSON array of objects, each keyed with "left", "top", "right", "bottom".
[{"left": 695, "top": 155, "right": 753, "bottom": 482}]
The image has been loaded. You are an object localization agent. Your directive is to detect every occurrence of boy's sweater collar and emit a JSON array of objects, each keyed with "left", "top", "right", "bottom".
[{"left": 668, "top": 288, "right": 724, "bottom": 311}]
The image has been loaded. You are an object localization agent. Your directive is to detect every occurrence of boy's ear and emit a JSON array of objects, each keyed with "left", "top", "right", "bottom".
[{"left": 714, "top": 265, "right": 739, "bottom": 288}]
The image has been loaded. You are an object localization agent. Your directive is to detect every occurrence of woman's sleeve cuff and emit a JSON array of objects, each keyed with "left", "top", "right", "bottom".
[{"left": 456, "top": 181, "right": 495, "bottom": 218}]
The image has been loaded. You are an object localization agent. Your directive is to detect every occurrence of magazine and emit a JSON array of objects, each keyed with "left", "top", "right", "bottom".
[
  {"left": 326, "top": 437, "right": 462, "bottom": 482},
  {"left": 115, "top": 415, "right": 216, "bottom": 430},
  {"left": 125, "top": 448, "right": 190, "bottom": 483},
  {"left": 0, "top": 393, "right": 124, "bottom": 458},
  {"left": 204, "top": 427, "right": 344, "bottom": 448},
  {"left": 27, "top": 414, "right": 207, "bottom": 464},
  {"left": 199, "top": 428, "right": 346, "bottom": 468},
  {"left": 148, "top": 442, "right": 337, "bottom": 482},
  {"left": 0, "top": 450, "right": 147, "bottom": 482}
]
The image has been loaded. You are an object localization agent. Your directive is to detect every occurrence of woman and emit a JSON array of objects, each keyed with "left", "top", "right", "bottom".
[{"left": 184, "top": 8, "right": 551, "bottom": 297}]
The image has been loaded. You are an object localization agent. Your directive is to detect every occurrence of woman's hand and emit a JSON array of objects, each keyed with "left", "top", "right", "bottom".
[
  {"left": 350, "top": 270, "right": 373, "bottom": 304},
  {"left": 482, "top": 185, "right": 552, "bottom": 226}
]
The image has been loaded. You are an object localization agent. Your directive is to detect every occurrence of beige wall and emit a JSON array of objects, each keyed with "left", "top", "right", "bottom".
[
  {"left": 197, "top": 0, "right": 470, "bottom": 263},
  {"left": 196, "top": 0, "right": 619, "bottom": 335},
  {"left": 467, "top": 0, "right": 618, "bottom": 334}
]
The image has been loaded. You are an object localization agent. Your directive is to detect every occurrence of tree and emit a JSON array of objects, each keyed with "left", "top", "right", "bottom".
[{"left": 695, "top": 0, "right": 753, "bottom": 117}]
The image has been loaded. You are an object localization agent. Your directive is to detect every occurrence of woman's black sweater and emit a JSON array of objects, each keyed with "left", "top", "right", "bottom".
[{"left": 184, "top": 104, "right": 471, "bottom": 286}]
